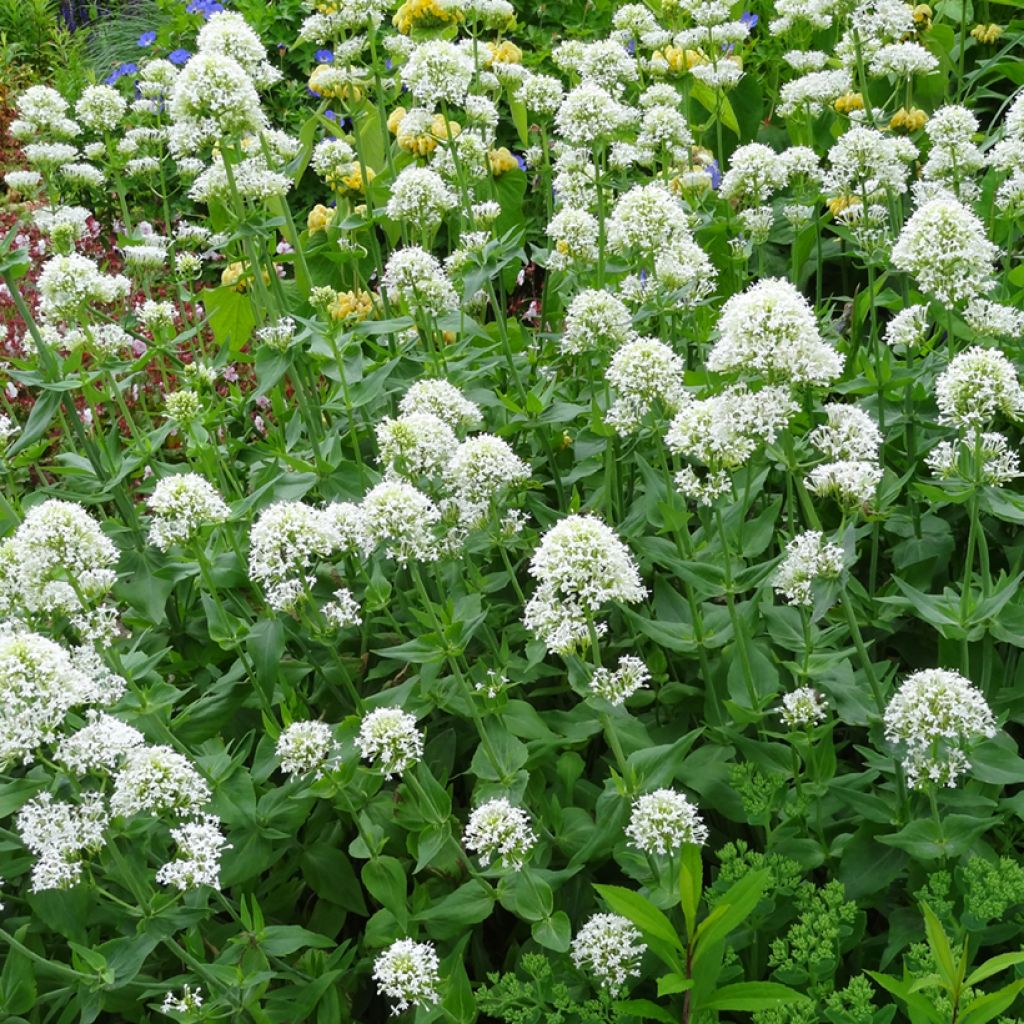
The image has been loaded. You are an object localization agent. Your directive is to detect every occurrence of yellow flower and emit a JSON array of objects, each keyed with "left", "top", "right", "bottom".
[
  {"left": 912, "top": 3, "right": 932, "bottom": 28},
  {"left": 834, "top": 92, "right": 865, "bottom": 114},
  {"left": 652, "top": 44, "right": 704, "bottom": 75},
  {"left": 308, "top": 64, "right": 364, "bottom": 101},
  {"left": 971, "top": 22, "right": 1003, "bottom": 43},
  {"left": 329, "top": 288, "right": 377, "bottom": 323},
  {"left": 827, "top": 195, "right": 859, "bottom": 217},
  {"left": 307, "top": 204, "right": 335, "bottom": 235},
  {"left": 341, "top": 164, "right": 375, "bottom": 193},
  {"left": 486, "top": 40, "right": 523, "bottom": 66},
  {"left": 488, "top": 146, "right": 519, "bottom": 176},
  {"left": 221, "top": 261, "right": 270, "bottom": 293},
  {"left": 392, "top": 0, "right": 462, "bottom": 34},
  {"left": 387, "top": 107, "right": 407, "bottom": 135},
  {"left": 889, "top": 106, "right": 928, "bottom": 132}
]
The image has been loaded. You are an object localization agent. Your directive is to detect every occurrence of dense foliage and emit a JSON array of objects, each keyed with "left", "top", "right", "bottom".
[{"left": 4, "top": 0, "right": 1024, "bottom": 1022}]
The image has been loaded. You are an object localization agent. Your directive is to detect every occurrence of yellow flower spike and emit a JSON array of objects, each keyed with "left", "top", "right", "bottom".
[
  {"left": 971, "top": 22, "right": 1003, "bottom": 43},
  {"left": 307, "top": 204, "right": 334, "bottom": 235},
  {"left": 834, "top": 92, "right": 865, "bottom": 114},
  {"left": 392, "top": 0, "right": 462, "bottom": 34},
  {"left": 488, "top": 40, "right": 523, "bottom": 65},
  {"left": 488, "top": 147, "right": 519, "bottom": 176},
  {"left": 329, "top": 288, "right": 376, "bottom": 323},
  {"left": 912, "top": 3, "right": 932, "bottom": 27},
  {"left": 387, "top": 107, "right": 407, "bottom": 135},
  {"left": 889, "top": 107, "right": 928, "bottom": 132},
  {"left": 221, "top": 261, "right": 246, "bottom": 291}
]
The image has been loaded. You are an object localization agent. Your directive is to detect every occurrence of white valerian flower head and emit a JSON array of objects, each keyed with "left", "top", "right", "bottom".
[
  {"left": 402, "top": 40, "right": 474, "bottom": 106},
  {"left": 248, "top": 501, "right": 339, "bottom": 610},
  {"left": 605, "top": 337, "right": 688, "bottom": 435},
  {"left": 444, "top": 434, "right": 530, "bottom": 523},
  {"left": 75, "top": 85, "right": 127, "bottom": 133},
  {"left": 935, "top": 346, "right": 1024, "bottom": 427},
  {"left": 463, "top": 797, "right": 537, "bottom": 868},
  {"left": 890, "top": 197, "right": 998, "bottom": 306},
  {"left": 356, "top": 707, "right": 424, "bottom": 778},
  {"left": 824, "top": 126, "right": 916, "bottom": 205},
  {"left": 168, "top": 52, "right": 266, "bottom": 155},
  {"left": 571, "top": 914, "right": 647, "bottom": 995},
  {"left": 255, "top": 317, "right": 298, "bottom": 351},
  {"left": 562, "top": 289, "right": 635, "bottom": 355},
  {"left": 779, "top": 687, "right": 828, "bottom": 727},
  {"left": 590, "top": 655, "right": 651, "bottom": 705},
  {"left": 709, "top": 277, "right": 842, "bottom": 386},
  {"left": 156, "top": 814, "right": 231, "bottom": 889},
  {"left": 0, "top": 631, "right": 98, "bottom": 767},
  {"left": 147, "top": 473, "right": 230, "bottom": 551},
  {"left": 806, "top": 460, "right": 882, "bottom": 508},
  {"left": 382, "top": 246, "right": 459, "bottom": 317},
  {"left": 926, "top": 430, "right": 1022, "bottom": 486},
  {"left": 869, "top": 41, "right": 938, "bottom": 77},
  {"left": 519, "top": 71, "right": 564, "bottom": 116},
  {"left": 554, "top": 82, "right": 634, "bottom": 146},
  {"left": 883, "top": 668, "right": 996, "bottom": 788},
  {"left": 323, "top": 587, "right": 363, "bottom": 629},
  {"left": 777, "top": 69, "right": 852, "bottom": 117},
  {"left": 17, "top": 791, "right": 108, "bottom": 891},
  {"left": 720, "top": 143, "right": 789, "bottom": 206},
  {"left": 195, "top": 11, "right": 282, "bottom": 88},
  {"left": 606, "top": 182, "right": 689, "bottom": 257},
  {"left": 399, "top": 379, "right": 482, "bottom": 430},
  {"left": 385, "top": 166, "right": 457, "bottom": 228},
  {"left": 771, "top": 0, "right": 834, "bottom": 34},
  {"left": 376, "top": 412, "right": 458, "bottom": 479},
  {"left": 883, "top": 304, "right": 930, "bottom": 348},
  {"left": 808, "top": 403, "right": 883, "bottom": 462},
  {"left": 110, "top": 745, "right": 211, "bottom": 818},
  {"left": 546, "top": 208, "right": 600, "bottom": 268},
  {"left": 963, "top": 298, "right": 1024, "bottom": 339},
  {"left": 625, "top": 788, "right": 709, "bottom": 854},
  {"left": 773, "top": 530, "right": 845, "bottom": 606},
  {"left": 14, "top": 85, "right": 78, "bottom": 138},
  {"left": 55, "top": 711, "right": 145, "bottom": 774},
  {"left": 37, "top": 253, "right": 130, "bottom": 319},
  {"left": 276, "top": 721, "right": 340, "bottom": 778},
  {"left": 161, "top": 986, "right": 204, "bottom": 1015},
  {"left": 373, "top": 939, "right": 441, "bottom": 1014},
  {"left": 360, "top": 481, "right": 440, "bottom": 564}
]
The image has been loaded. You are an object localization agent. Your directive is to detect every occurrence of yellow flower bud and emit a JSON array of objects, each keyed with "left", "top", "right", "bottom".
[{"left": 307, "top": 204, "right": 334, "bottom": 235}]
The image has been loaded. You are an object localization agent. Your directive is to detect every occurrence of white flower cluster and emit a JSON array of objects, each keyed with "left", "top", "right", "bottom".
[
  {"left": 589, "top": 654, "right": 651, "bottom": 704},
  {"left": 276, "top": 720, "right": 340, "bottom": 779},
  {"left": 373, "top": 939, "right": 441, "bottom": 1014},
  {"left": 156, "top": 815, "right": 231, "bottom": 889},
  {"left": 625, "top": 788, "right": 709, "bottom": 854},
  {"left": 356, "top": 707, "right": 424, "bottom": 778},
  {"left": 779, "top": 687, "right": 829, "bottom": 728},
  {"left": 571, "top": 914, "right": 647, "bottom": 995},
  {"left": 883, "top": 668, "right": 996, "bottom": 788},
  {"left": 935, "top": 346, "right": 1024, "bottom": 428},
  {"left": 463, "top": 797, "right": 537, "bottom": 868},
  {"left": 147, "top": 473, "right": 230, "bottom": 551},
  {"left": 773, "top": 530, "right": 845, "bottom": 606},
  {"left": 604, "top": 337, "right": 688, "bottom": 435}
]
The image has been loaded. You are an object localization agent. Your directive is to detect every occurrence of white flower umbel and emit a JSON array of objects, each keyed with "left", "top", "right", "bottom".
[
  {"left": 356, "top": 707, "right": 424, "bottom": 778},
  {"left": 161, "top": 986, "right": 204, "bottom": 1015},
  {"left": 195, "top": 11, "right": 282, "bottom": 88},
  {"left": 55, "top": 710, "right": 145, "bottom": 774},
  {"left": 625, "top": 788, "right": 709, "bottom": 854},
  {"left": 360, "top": 481, "right": 440, "bottom": 564},
  {"left": 891, "top": 197, "right": 998, "bottom": 306},
  {"left": 17, "top": 791, "right": 108, "bottom": 891},
  {"left": 604, "top": 336, "right": 688, "bottom": 435},
  {"left": 883, "top": 304, "right": 930, "bottom": 348},
  {"left": 276, "top": 721, "right": 340, "bottom": 779},
  {"left": 773, "top": 530, "right": 844, "bottom": 606},
  {"left": 708, "top": 277, "right": 842, "bottom": 386},
  {"left": 571, "top": 914, "right": 647, "bottom": 995},
  {"left": 323, "top": 587, "right": 363, "bottom": 629},
  {"left": 562, "top": 289, "right": 635, "bottom": 355},
  {"left": 156, "top": 814, "right": 231, "bottom": 889},
  {"left": 401, "top": 40, "right": 474, "bottom": 106},
  {"left": 926, "top": 430, "right": 1022, "bottom": 486},
  {"left": 779, "top": 687, "right": 828, "bottom": 728},
  {"left": 808, "top": 403, "right": 883, "bottom": 462},
  {"left": 806, "top": 460, "right": 882, "bottom": 508},
  {"left": 589, "top": 655, "right": 651, "bottom": 705},
  {"left": 376, "top": 412, "right": 458, "bottom": 479},
  {"left": 75, "top": 85, "right": 127, "bottom": 133},
  {"left": 883, "top": 668, "right": 996, "bottom": 788},
  {"left": 147, "top": 473, "right": 230, "bottom": 551},
  {"left": 373, "top": 939, "right": 441, "bottom": 1014},
  {"left": 110, "top": 745, "right": 211, "bottom": 818},
  {"left": 444, "top": 434, "right": 530, "bottom": 523},
  {"left": 385, "top": 166, "right": 457, "bottom": 230},
  {"left": 382, "top": 246, "right": 459, "bottom": 317},
  {"left": 463, "top": 797, "right": 537, "bottom": 869},
  {"left": 935, "top": 346, "right": 1024, "bottom": 428},
  {"left": 37, "top": 253, "right": 130, "bottom": 319},
  {"left": 399, "top": 379, "right": 481, "bottom": 430}
]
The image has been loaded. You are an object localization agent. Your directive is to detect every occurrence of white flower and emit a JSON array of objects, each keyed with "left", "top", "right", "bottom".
[
  {"left": 890, "top": 197, "right": 998, "bottom": 306},
  {"left": 590, "top": 655, "right": 651, "bottom": 705},
  {"left": 156, "top": 814, "right": 231, "bottom": 889},
  {"left": 276, "top": 721, "right": 340, "bottom": 778},
  {"left": 806, "top": 460, "right": 882, "bottom": 507},
  {"left": 402, "top": 40, "right": 474, "bottom": 106},
  {"left": 963, "top": 299, "right": 1024, "bottom": 339},
  {"left": 625, "top": 788, "right": 708, "bottom": 854},
  {"left": 824, "top": 126, "right": 916, "bottom": 204},
  {"left": 382, "top": 246, "right": 459, "bottom": 317},
  {"left": 883, "top": 304, "right": 930, "bottom": 348},
  {"left": 780, "top": 687, "right": 828, "bottom": 727},
  {"left": 709, "top": 278, "right": 842, "bottom": 386},
  {"left": 546, "top": 208, "right": 599, "bottom": 268},
  {"left": 869, "top": 41, "right": 938, "bottom": 77},
  {"left": 195, "top": 11, "right": 282, "bottom": 88},
  {"left": 463, "top": 797, "right": 537, "bottom": 868},
  {"left": 356, "top": 707, "right": 424, "bottom": 778},
  {"left": 55, "top": 711, "right": 145, "bottom": 774},
  {"left": 110, "top": 745, "right": 211, "bottom": 818},
  {"left": 75, "top": 85, "right": 127, "bottom": 133},
  {"left": 323, "top": 587, "right": 363, "bottom": 629},
  {"left": 773, "top": 530, "right": 845, "bottom": 606},
  {"left": 377, "top": 412, "right": 458, "bottom": 478},
  {"left": 374, "top": 939, "right": 441, "bottom": 1014},
  {"left": 17, "top": 791, "right": 108, "bottom": 891},
  {"left": 520, "top": 71, "right": 564, "bottom": 115},
  {"left": 385, "top": 166, "right": 457, "bottom": 228},
  {"left": 605, "top": 336, "right": 688, "bottom": 435},
  {"left": 808, "top": 403, "right": 882, "bottom": 461},
  {"left": 720, "top": 143, "right": 788, "bottom": 206},
  {"left": 555, "top": 82, "right": 634, "bottom": 146},
  {"left": 606, "top": 182, "right": 689, "bottom": 256},
  {"left": 571, "top": 914, "right": 647, "bottom": 995},
  {"left": 562, "top": 290, "right": 635, "bottom": 355},
  {"left": 444, "top": 434, "right": 529, "bottom": 522},
  {"left": 935, "top": 346, "right": 1024, "bottom": 427},
  {"left": 37, "top": 253, "right": 130, "bottom": 318},
  {"left": 360, "top": 481, "right": 440, "bottom": 564},
  {"left": 399, "top": 379, "right": 481, "bottom": 429},
  {"left": 926, "top": 430, "right": 1022, "bottom": 486},
  {"left": 148, "top": 474, "right": 229, "bottom": 551},
  {"left": 883, "top": 668, "right": 996, "bottom": 788},
  {"left": 161, "top": 985, "right": 204, "bottom": 1015}
]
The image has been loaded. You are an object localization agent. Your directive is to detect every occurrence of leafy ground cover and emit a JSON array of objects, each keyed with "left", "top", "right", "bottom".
[{"left": 4, "top": 1, "right": 1024, "bottom": 1023}]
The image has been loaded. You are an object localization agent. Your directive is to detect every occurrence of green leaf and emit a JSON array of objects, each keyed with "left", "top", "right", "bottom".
[
  {"left": 701, "top": 981, "right": 804, "bottom": 1011},
  {"left": 593, "top": 884, "right": 686, "bottom": 973},
  {"left": 692, "top": 869, "right": 769, "bottom": 968},
  {"left": 959, "top": 979, "right": 1024, "bottom": 1024},
  {"left": 966, "top": 950, "right": 1024, "bottom": 987},
  {"left": 8, "top": 388, "right": 61, "bottom": 456},
  {"left": 678, "top": 843, "right": 702, "bottom": 941},
  {"left": 613, "top": 999, "right": 677, "bottom": 1024},
  {"left": 921, "top": 903, "right": 955, "bottom": 989},
  {"left": 690, "top": 78, "right": 739, "bottom": 133},
  {"left": 657, "top": 973, "right": 694, "bottom": 997},
  {"left": 865, "top": 972, "right": 946, "bottom": 1024},
  {"left": 532, "top": 912, "right": 572, "bottom": 953}
]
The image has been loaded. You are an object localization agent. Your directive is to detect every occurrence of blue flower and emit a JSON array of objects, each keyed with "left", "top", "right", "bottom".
[
  {"left": 706, "top": 160, "right": 721, "bottom": 190},
  {"left": 315, "top": 49, "right": 334, "bottom": 63},
  {"left": 168, "top": 48, "right": 192, "bottom": 65},
  {"left": 137, "top": 30, "right": 156, "bottom": 46},
  {"left": 515, "top": 153, "right": 527, "bottom": 172},
  {"left": 740, "top": 11, "right": 759, "bottom": 29},
  {"left": 105, "top": 61, "right": 139, "bottom": 85},
  {"left": 186, "top": 0, "right": 225, "bottom": 16}
]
